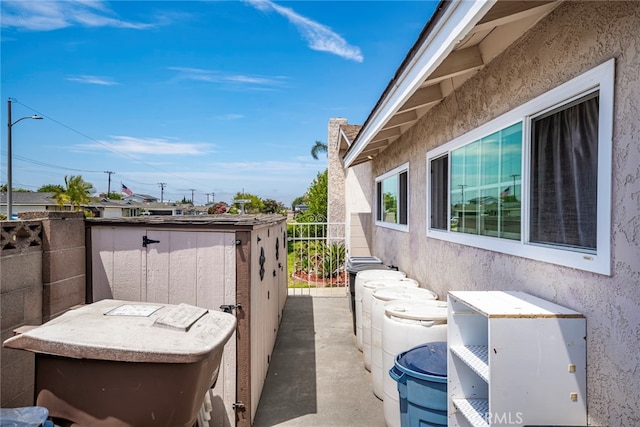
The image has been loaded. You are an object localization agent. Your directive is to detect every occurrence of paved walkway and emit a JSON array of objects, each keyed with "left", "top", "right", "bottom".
[{"left": 254, "top": 295, "right": 385, "bottom": 427}]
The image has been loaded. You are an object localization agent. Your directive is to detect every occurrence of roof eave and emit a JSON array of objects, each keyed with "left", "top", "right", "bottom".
[{"left": 343, "top": 0, "right": 496, "bottom": 167}]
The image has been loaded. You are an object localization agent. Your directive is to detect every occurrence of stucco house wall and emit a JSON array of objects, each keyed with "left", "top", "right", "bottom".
[
  {"left": 363, "top": 2, "right": 638, "bottom": 425},
  {"left": 345, "top": 164, "right": 374, "bottom": 257},
  {"left": 328, "top": 118, "right": 375, "bottom": 257}
]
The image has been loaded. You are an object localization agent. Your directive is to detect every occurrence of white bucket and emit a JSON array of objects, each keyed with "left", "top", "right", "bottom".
[
  {"left": 371, "top": 286, "right": 438, "bottom": 399},
  {"left": 382, "top": 299, "right": 448, "bottom": 427},
  {"left": 362, "top": 278, "right": 419, "bottom": 373},
  {"left": 354, "top": 269, "right": 406, "bottom": 351}
]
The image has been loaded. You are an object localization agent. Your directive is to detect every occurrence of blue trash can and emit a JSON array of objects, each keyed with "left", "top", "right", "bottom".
[
  {"left": 0, "top": 406, "right": 55, "bottom": 426},
  {"left": 389, "top": 342, "right": 447, "bottom": 427}
]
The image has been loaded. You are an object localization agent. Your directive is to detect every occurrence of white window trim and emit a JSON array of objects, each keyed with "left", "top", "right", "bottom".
[
  {"left": 426, "top": 59, "right": 614, "bottom": 275},
  {"left": 376, "top": 162, "right": 410, "bottom": 232}
]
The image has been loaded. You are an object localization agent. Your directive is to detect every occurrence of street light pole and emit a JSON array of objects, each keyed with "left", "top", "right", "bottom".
[{"left": 6, "top": 98, "right": 43, "bottom": 220}]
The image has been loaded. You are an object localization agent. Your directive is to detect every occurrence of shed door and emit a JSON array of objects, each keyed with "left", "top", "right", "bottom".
[{"left": 90, "top": 227, "right": 237, "bottom": 427}]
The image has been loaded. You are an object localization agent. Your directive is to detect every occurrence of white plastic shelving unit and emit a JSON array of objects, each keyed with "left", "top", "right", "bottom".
[{"left": 447, "top": 291, "right": 587, "bottom": 427}]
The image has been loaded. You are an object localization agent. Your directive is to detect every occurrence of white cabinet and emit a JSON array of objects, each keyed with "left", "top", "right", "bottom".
[{"left": 447, "top": 291, "right": 587, "bottom": 427}]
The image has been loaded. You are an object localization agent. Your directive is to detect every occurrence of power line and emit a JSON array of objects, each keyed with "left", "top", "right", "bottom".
[
  {"left": 10, "top": 98, "right": 204, "bottom": 189},
  {"left": 12, "top": 154, "right": 103, "bottom": 173}
]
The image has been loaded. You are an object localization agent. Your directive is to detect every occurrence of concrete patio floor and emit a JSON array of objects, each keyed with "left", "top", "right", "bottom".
[{"left": 254, "top": 294, "right": 385, "bottom": 427}]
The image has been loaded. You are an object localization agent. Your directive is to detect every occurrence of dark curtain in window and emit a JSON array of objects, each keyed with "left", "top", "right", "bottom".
[
  {"left": 376, "top": 181, "right": 382, "bottom": 221},
  {"left": 430, "top": 156, "right": 448, "bottom": 230},
  {"left": 530, "top": 94, "right": 599, "bottom": 250},
  {"left": 399, "top": 171, "right": 408, "bottom": 225}
]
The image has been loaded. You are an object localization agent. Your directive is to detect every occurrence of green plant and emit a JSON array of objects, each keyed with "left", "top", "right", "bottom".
[
  {"left": 320, "top": 242, "right": 346, "bottom": 278},
  {"left": 53, "top": 175, "right": 94, "bottom": 211}
]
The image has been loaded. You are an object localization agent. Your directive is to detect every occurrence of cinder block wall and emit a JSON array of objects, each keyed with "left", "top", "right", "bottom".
[
  {"left": 37, "top": 212, "right": 86, "bottom": 321},
  {"left": 1, "top": 220, "right": 44, "bottom": 407},
  {"left": 1, "top": 212, "right": 86, "bottom": 407}
]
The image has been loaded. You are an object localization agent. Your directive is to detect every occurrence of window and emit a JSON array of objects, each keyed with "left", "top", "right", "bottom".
[
  {"left": 376, "top": 163, "right": 408, "bottom": 231},
  {"left": 430, "top": 155, "right": 448, "bottom": 230},
  {"left": 450, "top": 122, "right": 522, "bottom": 240},
  {"left": 530, "top": 93, "right": 599, "bottom": 251},
  {"left": 427, "top": 60, "right": 613, "bottom": 275}
]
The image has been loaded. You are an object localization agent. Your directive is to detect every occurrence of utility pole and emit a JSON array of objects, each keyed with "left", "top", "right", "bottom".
[
  {"left": 458, "top": 184, "right": 467, "bottom": 205},
  {"left": 212, "top": 192, "right": 215, "bottom": 204},
  {"left": 205, "top": 193, "right": 212, "bottom": 204},
  {"left": 158, "top": 182, "right": 167, "bottom": 203},
  {"left": 510, "top": 174, "right": 520, "bottom": 201},
  {"left": 188, "top": 189, "right": 196, "bottom": 204},
  {"left": 104, "top": 171, "right": 115, "bottom": 196}
]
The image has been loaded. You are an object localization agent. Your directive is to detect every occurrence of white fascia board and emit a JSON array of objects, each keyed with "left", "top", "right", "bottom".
[{"left": 344, "top": 0, "right": 496, "bottom": 168}]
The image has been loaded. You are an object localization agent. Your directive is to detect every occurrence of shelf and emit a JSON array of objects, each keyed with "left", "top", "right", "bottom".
[
  {"left": 448, "top": 292, "right": 586, "bottom": 427},
  {"left": 452, "top": 398, "right": 489, "bottom": 427},
  {"left": 451, "top": 345, "right": 489, "bottom": 382}
]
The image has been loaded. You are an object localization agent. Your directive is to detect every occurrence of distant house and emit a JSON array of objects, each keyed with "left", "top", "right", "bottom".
[
  {"left": 0, "top": 192, "right": 182, "bottom": 218},
  {"left": 329, "top": 2, "right": 639, "bottom": 426},
  {"left": 87, "top": 199, "right": 141, "bottom": 218},
  {"left": 0, "top": 192, "right": 70, "bottom": 216},
  {"left": 124, "top": 194, "right": 159, "bottom": 203},
  {"left": 293, "top": 204, "right": 308, "bottom": 213},
  {"left": 137, "top": 202, "right": 184, "bottom": 216}
]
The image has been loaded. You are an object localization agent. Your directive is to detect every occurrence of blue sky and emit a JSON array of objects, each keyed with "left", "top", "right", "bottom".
[{"left": 1, "top": 0, "right": 437, "bottom": 206}]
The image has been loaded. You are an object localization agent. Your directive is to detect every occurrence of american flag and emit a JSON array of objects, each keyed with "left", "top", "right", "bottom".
[
  {"left": 500, "top": 186, "right": 511, "bottom": 197},
  {"left": 121, "top": 183, "right": 133, "bottom": 196}
]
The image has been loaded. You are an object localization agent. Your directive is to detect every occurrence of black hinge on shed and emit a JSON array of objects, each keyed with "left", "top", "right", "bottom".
[{"left": 142, "top": 236, "right": 160, "bottom": 247}]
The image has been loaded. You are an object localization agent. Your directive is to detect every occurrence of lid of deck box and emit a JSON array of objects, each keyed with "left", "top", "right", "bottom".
[{"left": 2, "top": 299, "right": 236, "bottom": 364}]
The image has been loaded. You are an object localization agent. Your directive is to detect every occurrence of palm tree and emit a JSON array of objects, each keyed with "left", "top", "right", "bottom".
[
  {"left": 53, "top": 175, "right": 94, "bottom": 211},
  {"left": 311, "top": 140, "right": 328, "bottom": 160}
]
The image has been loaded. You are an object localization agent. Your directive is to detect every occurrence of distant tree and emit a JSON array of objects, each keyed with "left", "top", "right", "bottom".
[
  {"left": 38, "top": 184, "right": 65, "bottom": 193},
  {"left": 207, "top": 201, "right": 229, "bottom": 214},
  {"left": 233, "top": 192, "right": 264, "bottom": 214},
  {"left": 261, "top": 198, "right": 286, "bottom": 214},
  {"left": 180, "top": 196, "right": 191, "bottom": 204},
  {"left": 53, "top": 175, "right": 94, "bottom": 211},
  {"left": 106, "top": 192, "right": 123, "bottom": 200},
  {"left": 306, "top": 169, "right": 328, "bottom": 217},
  {"left": 311, "top": 140, "right": 328, "bottom": 160},
  {"left": 0, "top": 184, "right": 31, "bottom": 192}
]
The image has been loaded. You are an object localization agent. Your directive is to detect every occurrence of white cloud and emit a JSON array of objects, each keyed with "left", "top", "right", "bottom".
[
  {"left": 77, "top": 136, "right": 213, "bottom": 155},
  {"left": 1, "top": 0, "right": 159, "bottom": 31},
  {"left": 245, "top": 0, "right": 363, "bottom": 62},
  {"left": 168, "top": 66, "right": 288, "bottom": 89},
  {"left": 66, "top": 75, "right": 118, "bottom": 86}
]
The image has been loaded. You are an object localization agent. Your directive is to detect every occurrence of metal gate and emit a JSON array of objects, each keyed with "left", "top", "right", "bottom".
[{"left": 287, "top": 216, "right": 346, "bottom": 296}]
